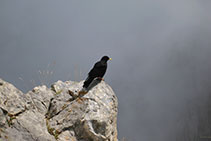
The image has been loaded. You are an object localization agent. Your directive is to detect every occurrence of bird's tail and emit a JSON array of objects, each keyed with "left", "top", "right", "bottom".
[{"left": 83, "top": 76, "right": 94, "bottom": 89}]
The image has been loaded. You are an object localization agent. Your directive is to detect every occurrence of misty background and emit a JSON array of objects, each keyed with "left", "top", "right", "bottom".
[{"left": 1, "top": 0, "right": 211, "bottom": 140}]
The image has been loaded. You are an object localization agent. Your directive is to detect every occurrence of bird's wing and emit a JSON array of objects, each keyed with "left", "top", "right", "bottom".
[
  {"left": 93, "top": 62, "right": 102, "bottom": 68},
  {"left": 88, "top": 62, "right": 102, "bottom": 76}
]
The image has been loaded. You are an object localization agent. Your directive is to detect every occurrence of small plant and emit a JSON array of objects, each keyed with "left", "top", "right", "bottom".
[
  {"left": 46, "top": 119, "right": 60, "bottom": 140},
  {"left": 62, "top": 104, "right": 68, "bottom": 110},
  {"left": 6, "top": 115, "right": 16, "bottom": 127},
  {"left": 18, "top": 61, "right": 56, "bottom": 92},
  {"left": 121, "top": 137, "right": 127, "bottom": 141},
  {"left": 38, "top": 61, "right": 56, "bottom": 86},
  {"left": 54, "top": 130, "right": 60, "bottom": 140},
  {"left": 55, "top": 89, "right": 63, "bottom": 95}
]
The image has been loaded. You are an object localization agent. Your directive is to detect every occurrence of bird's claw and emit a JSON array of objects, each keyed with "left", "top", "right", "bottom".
[{"left": 97, "top": 77, "right": 104, "bottom": 81}]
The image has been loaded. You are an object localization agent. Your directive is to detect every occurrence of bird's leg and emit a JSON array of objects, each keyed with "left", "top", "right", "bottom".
[{"left": 97, "top": 77, "right": 104, "bottom": 81}]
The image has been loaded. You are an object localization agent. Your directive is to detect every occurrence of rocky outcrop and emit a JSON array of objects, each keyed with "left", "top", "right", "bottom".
[{"left": 0, "top": 78, "right": 118, "bottom": 141}]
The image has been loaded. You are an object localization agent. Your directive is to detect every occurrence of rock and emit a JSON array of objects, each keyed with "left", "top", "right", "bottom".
[
  {"left": 0, "top": 78, "right": 118, "bottom": 141},
  {"left": 0, "top": 79, "right": 26, "bottom": 115}
]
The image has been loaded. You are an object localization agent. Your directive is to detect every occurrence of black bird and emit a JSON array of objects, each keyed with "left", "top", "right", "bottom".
[{"left": 83, "top": 56, "right": 111, "bottom": 89}]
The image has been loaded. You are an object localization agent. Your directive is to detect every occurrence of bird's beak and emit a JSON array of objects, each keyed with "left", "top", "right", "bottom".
[{"left": 109, "top": 58, "right": 112, "bottom": 60}]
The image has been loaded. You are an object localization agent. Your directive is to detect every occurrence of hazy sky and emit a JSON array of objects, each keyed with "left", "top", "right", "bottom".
[{"left": 1, "top": 0, "right": 211, "bottom": 140}]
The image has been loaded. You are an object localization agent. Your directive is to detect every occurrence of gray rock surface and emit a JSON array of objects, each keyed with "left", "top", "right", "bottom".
[{"left": 0, "top": 78, "right": 118, "bottom": 141}]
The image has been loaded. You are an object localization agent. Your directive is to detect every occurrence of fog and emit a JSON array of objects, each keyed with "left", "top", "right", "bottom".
[{"left": 0, "top": 0, "right": 211, "bottom": 140}]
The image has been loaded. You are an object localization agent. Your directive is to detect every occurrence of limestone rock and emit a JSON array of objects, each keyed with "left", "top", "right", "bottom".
[{"left": 0, "top": 78, "right": 118, "bottom": 141}]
